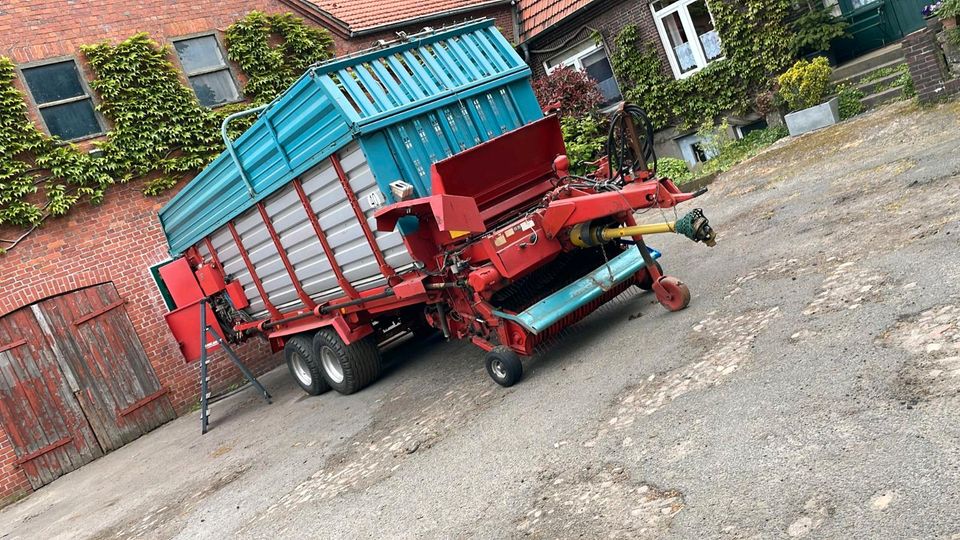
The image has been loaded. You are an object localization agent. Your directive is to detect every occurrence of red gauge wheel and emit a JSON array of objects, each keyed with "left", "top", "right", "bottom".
[{"left": 654, "top": 276, "right": 691, "bottom": 312}]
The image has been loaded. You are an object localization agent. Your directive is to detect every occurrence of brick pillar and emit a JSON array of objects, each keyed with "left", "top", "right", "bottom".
[{"left": 902, "top": 21, "right": 960, "bottom": 103}]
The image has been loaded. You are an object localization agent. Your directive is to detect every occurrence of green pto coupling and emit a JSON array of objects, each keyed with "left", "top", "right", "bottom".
[{"left": 674, "top": 208, "right": 716, "bottom": 246}]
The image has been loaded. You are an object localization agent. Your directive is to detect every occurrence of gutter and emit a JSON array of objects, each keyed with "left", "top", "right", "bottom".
[{"left": 277, "top": 0, "right": 353, "bottom": 38}]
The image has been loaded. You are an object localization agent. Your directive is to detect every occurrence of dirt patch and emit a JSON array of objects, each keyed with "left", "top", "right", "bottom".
[
  {"left": 802, "top": 261, "right": 887, "bottom": 316},
  {"left": 242, "top": 366, "right": 508, "bottom": 533},
  {"left": 881, "top": 304, "right": 960, "bottom": 404},
  {"left": 582, "top": 307, "right": 780, "bottom": 448},
  {"left": 514, "top": 464, "right": 682, "bottom": 538},
  {"left": 784, "top": 495, "right": 836, "bottom": 538},
  {"left": 91, "top": 465, "right": 250, "bottom": 540},
  {"left": 242, "top": 293, "right": 653, "bottom": 535},
  {"left": 724, "top": 257, "right": 817, "bottom": 300}
]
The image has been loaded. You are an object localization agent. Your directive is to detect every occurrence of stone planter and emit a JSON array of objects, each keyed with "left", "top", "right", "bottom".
[{"left": 784, "top": 97, "right": 840, "bottom": 136}]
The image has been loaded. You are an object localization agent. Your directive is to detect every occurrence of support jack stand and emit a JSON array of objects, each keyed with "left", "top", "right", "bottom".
[{"left": 199, "top": 298, "right": 271, "bottom": 434}]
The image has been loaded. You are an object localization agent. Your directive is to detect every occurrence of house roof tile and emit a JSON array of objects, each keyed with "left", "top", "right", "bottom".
[
  {"left": 301, "top": 0, "right": 508, "bottom": 33},
  {"left": 517, "top": 0, "right": 596, "bottom": 42}
]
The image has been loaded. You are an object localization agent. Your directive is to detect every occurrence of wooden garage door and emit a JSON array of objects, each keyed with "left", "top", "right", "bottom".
[
  {"left": 0, "top": 308, "right": 103, "bottom": 488},
  {"left": 0, "top": 283, "right": 175, "bottom": 488}
]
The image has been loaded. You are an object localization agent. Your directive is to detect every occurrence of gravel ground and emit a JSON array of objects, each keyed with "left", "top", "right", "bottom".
[{"left": 1, "top": 99, "right": 959, "bottom": 539}]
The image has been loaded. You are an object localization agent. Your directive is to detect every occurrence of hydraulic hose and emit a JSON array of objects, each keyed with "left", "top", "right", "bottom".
[{"left": 606, "top": 103, "right": 657, "bottom": 182}]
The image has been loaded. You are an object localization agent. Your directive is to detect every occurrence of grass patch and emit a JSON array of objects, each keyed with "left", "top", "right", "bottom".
[
  {"left": 698, "top": 126, "right": 789, "bottom": 176},
  {"left": 664, "top": 125, "right": 789, "bottom": 185},
  {"left": 857, "top": 63, "right": 909, "bottom": 85}
]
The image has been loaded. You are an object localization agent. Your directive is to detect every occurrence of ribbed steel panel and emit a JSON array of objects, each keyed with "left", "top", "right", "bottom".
[
  {"left": 161, "top": 73, "right": 352, "bottom": 255},
  {"left": 197, "top": 143, "right": 413, "bottom": 319}
]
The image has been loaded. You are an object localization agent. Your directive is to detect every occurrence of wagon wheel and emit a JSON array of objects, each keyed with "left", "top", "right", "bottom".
[{"left": 284, "top": 334, "right": 330, "bottom": 396}]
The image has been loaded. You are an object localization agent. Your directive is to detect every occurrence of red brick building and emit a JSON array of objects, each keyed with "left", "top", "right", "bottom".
[
  {"left": 0, "top": 0, "right": 516, "bottom": 505},
  {"left": 515, "top": 0, "right": 756, "bottom": 165}
]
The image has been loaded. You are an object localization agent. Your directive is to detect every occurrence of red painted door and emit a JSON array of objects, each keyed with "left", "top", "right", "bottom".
[
  {"left": 33, "top": 283, "right": 175, "bottom": 452},
  {"left": 0, "top": 283, "right": 175, "bottom": 488},
  {"left": 0, "top": 307, "right": 103, "bottom": 489}
]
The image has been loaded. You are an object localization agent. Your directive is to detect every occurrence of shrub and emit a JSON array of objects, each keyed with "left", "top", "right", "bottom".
[
  {"left": 946, "top": 27, "right": 960, "bottom": 46},
  {"left": 790, "top": 9, "right": 850, "bottom": 56},
  {"left": 777, "top": 57, "right": 833, "bottom": 112},
  {"left": 936, "top": 0, "right": 960, "bottom": 17},
  {"left": 696, "top": 119, "right": 734, "bottom": 158},
  {"left": 532, "top": 66, "right": 603, "bottom": 119},
  {"left": 835, "top": 83, "right": 865, "bottom": 119},
  {"left": 699, "top": 126, "right": 788, "bottom": 176},
  {"left": 560, "top": 114, "right": 607, "bottom": 174},
  {"left": 654, "top": 157, "right": 693, "bottom": 183}
]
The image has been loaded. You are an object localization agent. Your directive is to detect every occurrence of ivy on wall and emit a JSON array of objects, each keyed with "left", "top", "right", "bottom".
[
  {"left": 0, "top": 12, "right": 334, "bottom": 254},
  {"left": 0, "top": 58, "right": 111, "bottom": 252},
  {"left": 225, "top": 11, "right": 334, "bottom": 104},
  {"left": 611, "top": 0, "right": 796, "bottom": 131},
  {"left": 83, "top": 34, "right": 225, "bottom": 195}
]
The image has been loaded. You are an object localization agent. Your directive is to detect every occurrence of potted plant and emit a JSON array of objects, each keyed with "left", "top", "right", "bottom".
[
  {"left": 777, "top": 57, "right": 838, "bottom": 136},
  {"left": 936, "top": 0, "right": 960, "bottom": 29}
]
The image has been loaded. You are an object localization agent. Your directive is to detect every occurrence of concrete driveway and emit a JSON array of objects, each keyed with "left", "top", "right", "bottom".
[{"left": 2, "top": 99, "right": 959, "bottom": 539}]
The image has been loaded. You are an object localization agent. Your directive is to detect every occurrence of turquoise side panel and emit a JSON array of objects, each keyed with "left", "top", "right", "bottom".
[
  {"left": 159, "top": 19, "right": 543, "bottom": 255},
  {"left": 359, "top": 79, "right": 542, "bottom": 199},
  {"left": 160, "top": 74, "right": 351, "bottom": 255},
  {"left": 493, "top": 248, "right": 662, "bottom": 334}
]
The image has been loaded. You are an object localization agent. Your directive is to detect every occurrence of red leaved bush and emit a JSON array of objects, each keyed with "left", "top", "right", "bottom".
[{"left": 532, "top": 66, "right": 603, "bottom": 118}]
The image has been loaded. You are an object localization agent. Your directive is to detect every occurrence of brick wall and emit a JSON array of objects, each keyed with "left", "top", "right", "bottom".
[
  {"left": 0, "top": 0, "right": 350, "bottom": 64},
  {"left": 903, "top": 21, "right": 960, "bottom": 104},
  {"left": 0, "top": 180, "right": 278, "bottom": 502},
  {"left": 0, "top": 430, "right": 30, "bottom": 505},
  {"left": 0, "top": 0, "right": 302, "bottom": 504},
  {"left": 524, "top": 0, "right": 669, "bottom": 81}
]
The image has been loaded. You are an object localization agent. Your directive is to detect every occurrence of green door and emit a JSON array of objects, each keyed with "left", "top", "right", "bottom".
[{"left": 834, "top": 0, "right": 928, "bottom": 62}]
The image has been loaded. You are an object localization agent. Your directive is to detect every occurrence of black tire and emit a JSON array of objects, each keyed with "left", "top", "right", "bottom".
[
  {"left": 313, "top": 329, "right": 382, "bottom": 395},
  {"left": 285, "top": 334, "right": 330, "bottom": 396},
  {"left": 485, "top": 346, "right": 523, "bottom": 387},
  {"left": 636, "top": 262, "right": 664, "bottom": 291}
]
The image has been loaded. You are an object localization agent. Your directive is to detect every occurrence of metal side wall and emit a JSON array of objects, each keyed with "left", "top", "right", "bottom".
[
  {"left": 161, "top": 73, "right": 353, "bottom": 256},
  {"left": 358, "top": 80, "right": 542, "bottom": 199},
  {"left": 197, "top": 143, "right": 413, "bottom": 319}
]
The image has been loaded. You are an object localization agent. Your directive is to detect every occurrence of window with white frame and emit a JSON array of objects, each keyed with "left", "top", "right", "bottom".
[
  {"left": 172, "top": 34, "right": 241, "bottom": 108},
  {"left": 651, "top": 0, "right": 723, "bottom": 79},
  {"left": 545, "top": 40, "right": 623, "bottom": 107}
]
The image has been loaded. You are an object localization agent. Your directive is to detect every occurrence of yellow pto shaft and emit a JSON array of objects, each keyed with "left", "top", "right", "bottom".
[
  {"left": 568, "top": 209, "right": 716, "bottom": 248},
  {"left": 600, "top": 222, "right": 676, "bottom": 240}
]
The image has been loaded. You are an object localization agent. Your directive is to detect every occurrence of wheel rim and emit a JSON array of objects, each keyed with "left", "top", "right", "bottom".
[
  {"left": 291, "top": 352, "right": 313, "bottom": 387},
  {"left": 320, "top": 346, "right": 344, "bottom": 384},
  {"left": 491, "top": 359, "right": 507, "bottom": 380}
]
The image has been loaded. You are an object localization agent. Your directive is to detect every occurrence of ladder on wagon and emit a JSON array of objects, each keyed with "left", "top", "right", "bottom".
[{"left": 198, "top": 298, "right": 272, "bottom": 434}]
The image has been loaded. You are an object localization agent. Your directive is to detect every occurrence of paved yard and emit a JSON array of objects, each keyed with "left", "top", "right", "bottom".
[{"left": 2, "top": 100, "right": 960, "bottom": 539}]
